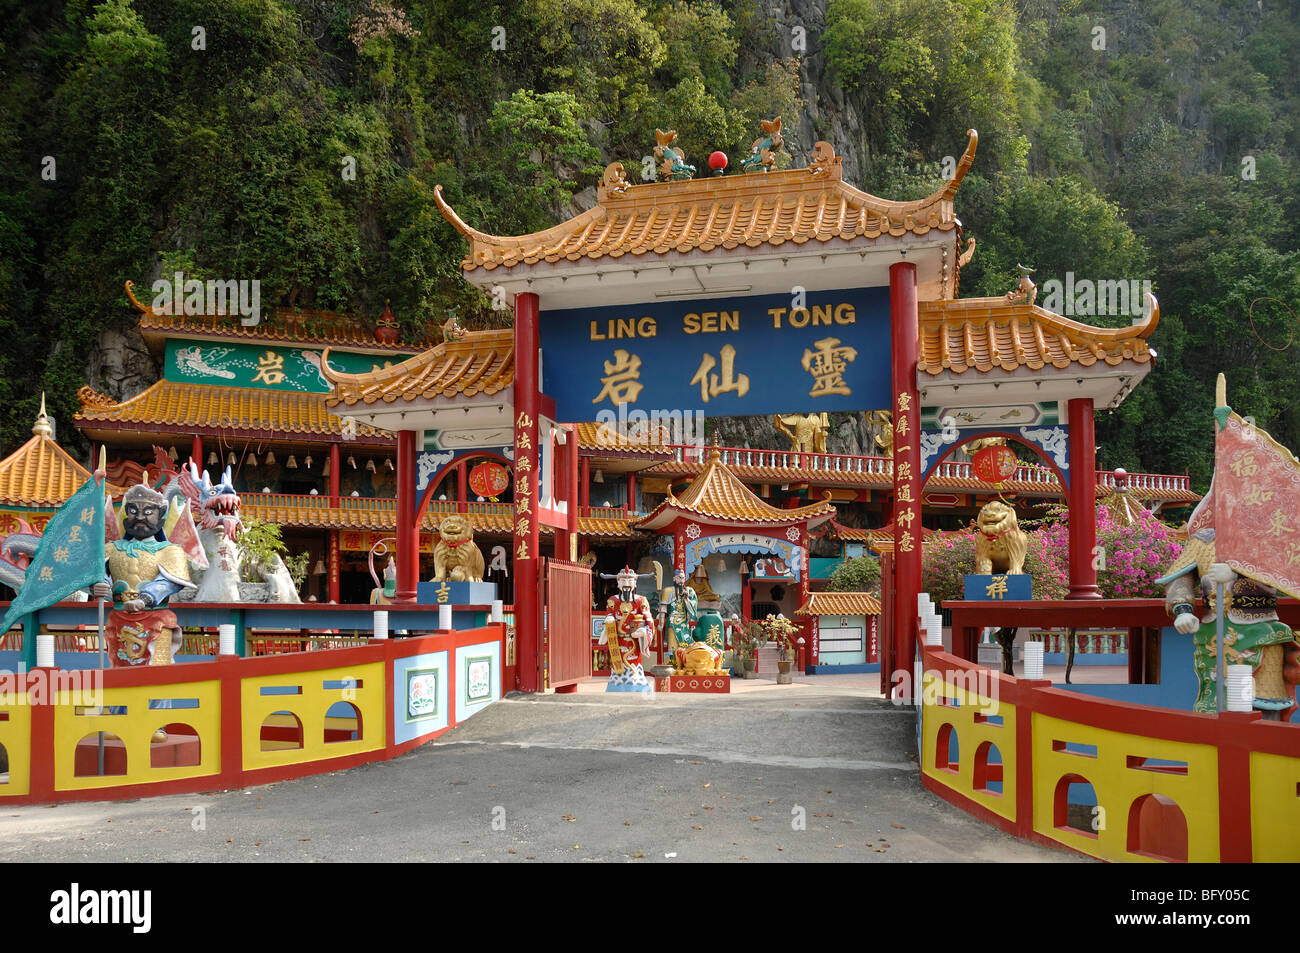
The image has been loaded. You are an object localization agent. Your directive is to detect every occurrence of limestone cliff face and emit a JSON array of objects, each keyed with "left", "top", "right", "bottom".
[{"left": 86, "top": 326, "right": 159, "bottom": 403}]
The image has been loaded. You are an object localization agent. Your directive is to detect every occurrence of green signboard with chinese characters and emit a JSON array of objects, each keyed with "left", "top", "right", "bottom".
[{"left": 163, "top": 339, "right": 411, "bottom": 393}]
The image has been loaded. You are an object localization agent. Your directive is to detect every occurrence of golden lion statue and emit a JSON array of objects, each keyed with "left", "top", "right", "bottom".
[
  {"left": 434, "top": 515, "right": 485, "bottom": 582},
  {"left": 974, "top": 500, "right": 1027, "bottom": 575}
]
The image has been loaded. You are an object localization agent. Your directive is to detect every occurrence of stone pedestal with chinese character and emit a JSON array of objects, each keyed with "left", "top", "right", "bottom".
[
  {"left": 963, "top": 574, "right": 1032, "bottom": 601},
  {"left": 417, "top": 581, "right": 498, "bottom": 605}
]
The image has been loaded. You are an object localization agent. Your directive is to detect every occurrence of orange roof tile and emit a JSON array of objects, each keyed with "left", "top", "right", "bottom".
[
  {"left": 0, "top": 434, "right": 124, "bottom": 508},
  {"left": 435, "top": 133, "right": 977, "bottom": 272},
  {"left": 239, "top": 494, "right": 639, "bottom": 538},
  {"left": 75, "top": 380, "right": 391, "bottom": 441},
  {"left": 636, "top": 446, "right": 835, "bottom": 530},
  {"left": 575, "top": 421, "right": 673, "bottom": 458},
  {"left": 126, "top": 281, "right": 437, "bottom": 352},
  {"left": 795, "top": 591, "right": 881, "bottom": 617},
  {"left": 322, "top": 328, "right": 514, "bottom": 407},
  {"left": 919, "top": 295, "right": 1159, "bottom": 375}
]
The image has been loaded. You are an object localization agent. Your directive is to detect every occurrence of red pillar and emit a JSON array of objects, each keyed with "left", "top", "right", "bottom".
[
  {"left": 566, "top": 424, "right": 579, "bottom": 560},
  {"left": 395, "top": 428, "right": 419, "bottom": 603},
  {"left": 191, "top": 435, "right": 203, "bottom": 469},
  {"left": 797, "top": 527, "right": 813, "bottom": 668},
  {"left": 580, "top": 457, "right": 590, "bottom": 515},
  {"left": 329, "top": 443, "right": 340, "bottom": 503},
  {"left": 514, "top": 292, "right": 542, "bottom": 692},
  {"left": 890, "top": 261, "right": 922, "bottom": 700},
  {"left": 456, "top": 458, "right": 468, "bottom": 513},
  {"left": 626, "top": 471, "right": 636, "bottom": 513},
  {"left": 1067, "top": 397, "right": 1101, "bottom": 599},
  {"left": 328, "top": 529, "right": 340, "bottom": 603}
]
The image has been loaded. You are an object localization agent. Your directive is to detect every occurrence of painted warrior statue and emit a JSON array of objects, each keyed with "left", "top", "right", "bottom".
[
  {"left": 1157, "top": 526, "right": 1300, "bottom": 718},
  {"left": 774, "top": 412, "right": 830, "bottom": 453},
  {"left": 658, "top": 568, "right": 698, "bottom": 658},
  {"left": 91, "top": 484, "right": 196, "bottom": 666},
  {"left": 599, "top": 566, "right": 656, "bottom": 692}
]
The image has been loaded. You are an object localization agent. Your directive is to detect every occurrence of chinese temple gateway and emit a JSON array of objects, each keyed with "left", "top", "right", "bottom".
[{"left": 41, "top": 131, "right": 1198, "bottom": 695}]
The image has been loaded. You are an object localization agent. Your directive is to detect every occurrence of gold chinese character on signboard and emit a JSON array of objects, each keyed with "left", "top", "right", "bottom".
[
  {"left": 38, "top": 566, "right": 54, "bottom": 581},
  {"left": 986, "top": 576, "right": 1008, "bottom": 599},
  {"left": 516, "top": 540, "right": 529, "bottom": 560},
  {"left": 1242, "top": 485, "right": 1274, "bottom": 506},
  {"left": 53, "top": 546, "right": 70, "bottom": 563},
  {"left": 515, "top": 517, "right": 530, "bottom": 538},
  {"left": 80, "top": 507, "right": 95, "bottom": 525},
  {"left": 800, "top": 337, "right": 857, "bottom": 398},
  {"left": 1267, "top": 511, "right": 1293, "bottom": 537},
  {"left": 897, "top": 508, "right": 916, "bottom": 529},
  {"left": 897, "top": 485, "right": 915, "bottom": 503},
  {"left": 690, "top": 344, "right": 749, "bottom": 403},
  {"left": 894, "top": 415, "right": 910, "bottom": 438},
  {"left": 1229, "top": 451, "right": 1258, "bottom": 478},
  {"left": 516, "top": 495, "right": 531, "bottom": 515},
  {"left": 516, "top": 432, "right": 532, "bottom": 451},
  {"left": 67, "top": 526, "right": 82, "bottom": 543},
  {"left": 516, "top": 455, "right": 532, "bottom": 474},
  {"left": 516, "top": 411, "right": 533, "bottom": 430},
  {"left": 252, "top": 350, "right": 286, "bottom": 385},
  {"left": 897, "top": 461, "right": 912, "bottom": 481},
  {"left": 436, "top": 582, "right": 451, "bottom": 604},
  {"left": 898, "top": 531, "right": 915, "bottom": 553},
  {"left": 593, "top": 349, "right": 644, "bottom": 405},
  {"left": 896, "top": 392, "right": 911, "bottom": 412}
]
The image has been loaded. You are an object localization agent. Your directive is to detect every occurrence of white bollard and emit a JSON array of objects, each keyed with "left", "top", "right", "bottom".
[
  {"left": 439, "top": 604, "right": 453, "bottom": 631},
  {"left": 218, "top": 623, "right": 236, "bottom": 655},
  {"left": 1225, "top": 665, "right": 1254, "bottom": 713},
  {"left": 36, "top": 634, "right": 54, "bottom": 668},
  {"left": 1022, "top": 640, "right": 1044, "bottom": 679},
  {"left": 491, "top": 600, "right": 504, "bottom": 623},
  {"left": 373, "top": 610, "right": 389, "bottom": 641}
]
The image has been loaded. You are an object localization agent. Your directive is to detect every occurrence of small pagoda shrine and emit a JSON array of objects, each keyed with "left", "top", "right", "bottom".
[{"left": 635, "top": 443, "right": 836, "bottom": 664}]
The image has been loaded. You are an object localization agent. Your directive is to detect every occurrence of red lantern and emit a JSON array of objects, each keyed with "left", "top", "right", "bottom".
[
  {"left": 469, "top": 461, "right": 510, "bottom": 498},
  {"left": 972, "top": 445, "right": 1018, "bottom": 483},
  {"left": 708, "top": 151, "right": 728, "bottom": 173}
]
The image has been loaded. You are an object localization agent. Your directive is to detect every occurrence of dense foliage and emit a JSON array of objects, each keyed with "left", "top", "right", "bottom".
[
  {"left": 0, "top": 0, "right": 1296, "bottom": 491},
  {"left": 826, "top": 554, "right": 881, "bottom": 595}
]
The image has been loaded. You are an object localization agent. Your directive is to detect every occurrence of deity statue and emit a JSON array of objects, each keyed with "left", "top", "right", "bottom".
[
  {"left": 1005, "top": 263, "right": 1037, "bottom": 306},
  {"left": 91, "top": 484, "right": 196, "bottom": 667},
  {"left": 657, "top": 567, "right": 698, "bottom": 657},
  {"left": 974, "top": 499, "right": 1027, "bottom": 575},
  {"left": 598, "top": 566, "right": 657, "bottom": 691},
  {"left": 774, "top": 412, "right": 830, "bottom": 453},
  {"left": 680, "top": 601, "right": 726, "bottom": 675},
  {"left": 1157, "top": 530, "right": 1300, "bottom": 718}
]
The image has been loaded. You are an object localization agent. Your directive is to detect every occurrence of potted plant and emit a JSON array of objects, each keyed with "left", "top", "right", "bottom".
[
  {"left": 733, "top": 617, "right": 764, "bottom": 678},
  {"left": 761, "top": 613, "right": 800, "bottom": 684}
]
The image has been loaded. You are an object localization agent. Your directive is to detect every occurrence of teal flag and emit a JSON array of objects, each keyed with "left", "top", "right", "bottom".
[{"left": 0, "top": 477, "right": 106, "bottom": 636}]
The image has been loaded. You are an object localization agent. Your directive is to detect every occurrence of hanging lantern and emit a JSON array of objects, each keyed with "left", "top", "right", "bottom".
[
  {"left": 265, "top": 451, "right": 276, "bottom": 465},
  {"left": 207, "top": 451, "right": 218, "bottom": 465},
  {"left": 287, "top": 455, "right": 298, "bottom": 469},
  {"left": 248, "top": 452, "right": 259, "bottom": 466},
  {"left": 972, "top": 445, "right": 1019, "bottom": 483},
  {"left": 469, "top": 461, "right": 510, "bottom": 498},
  {"left": 227, "top": 451, "right": 237, "bottom": 466}
]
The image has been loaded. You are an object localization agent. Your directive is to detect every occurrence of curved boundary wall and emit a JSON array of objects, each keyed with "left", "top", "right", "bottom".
[
  {"left": 919, "top": 645, "right": 1300, "bottom": 862},
  {"left": 0, "top": 624, "right": 507, "bottom": 806}
]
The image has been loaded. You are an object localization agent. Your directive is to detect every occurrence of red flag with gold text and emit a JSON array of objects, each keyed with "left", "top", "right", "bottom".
[{"left": 1214, "top": 411, "right": 1300, "bottom": 599}]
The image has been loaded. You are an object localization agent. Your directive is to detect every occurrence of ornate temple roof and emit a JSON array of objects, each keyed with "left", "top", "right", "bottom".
[
  {"left": 574, "top": 421, "right": 675, "bottom": 459},
  {"left": 0, "top": 398, "right": 125, "bottom": 507},
  {"left": 795, "top": 591, "right": 881, "bottom": 617},
  {"left": 75, "top": 380, "right": 391, "bottom": 442},
  {"left": 636, "top": 445, "right": 836, "bottom": 531},
  {"left": 127, "top": 281, "right": 436, "bottom": 353},
  {"left": 322, "top": 328, "right": 514, "bottom": 408},
  {"left": 434, "top": 132, "right": 978, "bottom": 274},
  {"left": 918, "top": 296, "right": 1159, "bottom": 376}
]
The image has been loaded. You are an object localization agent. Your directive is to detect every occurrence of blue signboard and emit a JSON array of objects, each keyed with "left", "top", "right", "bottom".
[{"left": 540, "top": 286, "right": 891, "bottom": 422}]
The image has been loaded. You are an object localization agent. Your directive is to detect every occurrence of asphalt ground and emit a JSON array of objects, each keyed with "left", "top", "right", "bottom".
[{"left": 0, "top": 677, "right": 1081, "bottom": 863}]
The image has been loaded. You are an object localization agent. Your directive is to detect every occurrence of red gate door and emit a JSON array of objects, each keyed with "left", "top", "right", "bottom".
[{"left": 543, "top": 558, "right": 593, "bottom": 689}]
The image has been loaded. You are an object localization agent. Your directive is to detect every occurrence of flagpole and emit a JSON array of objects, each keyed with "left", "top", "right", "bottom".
[
  {"left": 1212, "top": 375, "right": 1228, "bottom": 714},
  {"left": 95, "top": 448, "right": 107, "bottom": 775}
]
